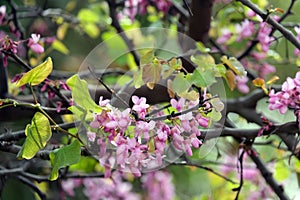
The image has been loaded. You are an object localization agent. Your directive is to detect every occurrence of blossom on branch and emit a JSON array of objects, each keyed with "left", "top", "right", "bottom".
[
  {"left": 27, "top": 33, "right": 44, "bottom": 54},
  {"left": 269, "top": 72, "right": 300, "bottom": 126}
]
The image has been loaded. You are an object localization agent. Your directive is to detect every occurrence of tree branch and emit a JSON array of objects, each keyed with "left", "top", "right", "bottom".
[
  {"left": 106, "top": 0, "right": 140, "bottom": 67},
  {"left": 247, "top": 149, "right": 290, "bottom": 200},
  {"left": 237, "top": 0, "right": 300, "bottom": 50}
]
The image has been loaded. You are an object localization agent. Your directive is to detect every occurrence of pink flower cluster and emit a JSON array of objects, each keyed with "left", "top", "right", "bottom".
[
  {"left": 61, "top": 172, "right": 140, "bottom": 200},
  {"left": 216, "top": 12, "right": 278, "bottom": 93},
  {"left": 0, "top": 33, "right": 45, "bottom": 67},
  {"left": 269, "top": 72, "right": 300, "bottom": 115},
  {"left": 61, "top": 170, "right": 175, "bottom": 200},
  {"left": 122, "top": 0, "right": 172, "bottom": 22},
  {"left": 89, "top": 95, "right": 213, "bottom": 177},
  {"left": 142, "top": 171, "right": 175, "bottom": 200}
]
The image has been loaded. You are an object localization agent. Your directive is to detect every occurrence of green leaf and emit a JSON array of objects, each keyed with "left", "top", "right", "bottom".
[
  {"left": 16, "top": 57, "right": 53, "bottom": 87},
  {"left": 17, "top": 112, "right": 52, "bottom": 159},
  {"left": 163, "top": 58, "right": 182, "bottom": 79},
  {"left": 207, "top": 108, "right": 222, "bottom": 122},
  {"left": 52, "top": 40, "right": 69, "bottom": 55},
  {"left": 66, "top": 75, "right": 101, "bottom": 113},
  {"left": 190, "top": 54, "right": 215, "bottom": 71},
  {"left": 140, "top": 49, "right": 154, "bottom": 66},
  {"left": 274, "top": 160, "right": 290, "bottom": 181},
  {"left": 196, "top": 42, "right": 210, "bottom": 53},
  {"left": 187, "top": 69, "right": 216, "bottom": 88},
  {"left": 49, "top": 140, "right": 81, "bottom": 180},
  {"left": 82, "top": 23, "right": 100, "bottom": 38},
  {"left": 77, "top": 9, "right": 99, "bottom": 23},
  {"left": 215, "top": 64, "right": 227, "bottom": 77},
  {"left": 171, "top": 72, "right": 190, "bottom": 94},
  {"left": 142, "top": 58, "right": 162, "bottom": 90},
  {"left": 186, "top": 69, "right": 207, "bottom": 87},
  {"left": 133, "top": 70, "right": 144, "bottom": 89},
  {"left": 170, "top": 165, "right": 211, "bottom": 199},
  {"left": 220, "top": 56, "right": 246, "bottom": 76}
]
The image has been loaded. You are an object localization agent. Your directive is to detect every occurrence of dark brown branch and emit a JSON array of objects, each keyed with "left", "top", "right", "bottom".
[
  {"left": 0, "top": 142, "right": 50, "bottom": 160},
  {"left": 248, "top": 149, "right": 290, "bottom": 200},
  {"left": 173, "top": 160, "right": 237, "bottom": 184},
  {"left": 233, "top": 150, "right": 245, "bottom": 200},
  {"left": 106, "top": 0, "right": 140, "bottom": 66},
  {"left": 226, "top": 119, "right": 291, "bottom": 200},
  {"left": 16, "top": 175, "right": 46, "bottom": 200}
]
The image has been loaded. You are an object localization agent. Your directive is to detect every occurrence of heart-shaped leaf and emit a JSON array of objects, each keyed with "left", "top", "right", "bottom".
[
  {"left": 16, "top": 57, "right": 53, "bottom": 87},
  {"left": 49, "top": 140, "right": 81, "bottom": 180},
  {"left": 17, "top": 112, "right": 52, "bottom": 159}
]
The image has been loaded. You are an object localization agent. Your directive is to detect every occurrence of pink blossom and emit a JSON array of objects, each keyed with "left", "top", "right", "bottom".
[
  {"left": 56, "top": 101, "right": 63, "bottom": 113},
  {"left": 170, "top": 98, "right": 185, "bottom": 111},
  {"left": 235, "top": 19, "right": 255, "bottom": 41},
  {"left": 268, "top": 75, "right": 300, "bottom": 114},
  {"left": 96, "top": 137, "right": 107, "bottom": 158},
  {"left": 196, "top": 114, "right": 209, "bottom": 128},
  {"left": 282, "top": 77, "right": 296, "bottom": 92},
  {"left": 78, "top": 171, "right": 140, "bottom": 200},
  {"left": 132, "top": 95, "right": 149, "bottom": 119},
  {"left": 246, "top": 10, "right": 256, "bottom": 18},
  {"left": 124, "top": 0, "right": 139, "bottom": 22},
  {"left": 153, "top": 0, "right": 172, "bottom": 13},
  {"left": 44, "top": 36, "right": 56, "bottom": 44},
  {"left": 61, "top": 178, "right": 82, "bottom": 196},
  {"left": 257, "top": 23, "right": 273, "bottom": 52},
  {"left": 236, "top": 75, "right": 250, "bottom": 94},
  {"left": 251, "top": 51, "right": 266, "bottom": 60},
  {"left": 217, "top": 28, "right": 232, "bottom": 44},
  {"left": 27, "top": 33, "right": 44, "bottom": 54},
  {"left": 1, "top": 36, "right": 18, "bottom": 66},
  {"left": 0, "top": 5, "right": 6, "bottom": 25},
  {"left": 98, "top": 96, "right": 110, "bottom": 106},
  {"left": 87, "top": 131, "right": 96, "bottom": 142},
  {"left": 134, "top": 120, "right": 156, "bottom": 140},
  {"left": 142, "top": 171, "right": 175, "bottom": 200}
]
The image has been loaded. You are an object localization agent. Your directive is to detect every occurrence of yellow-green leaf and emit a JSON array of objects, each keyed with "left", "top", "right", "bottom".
[
  {"left": 225, "top": 70, "right": 236, "bottom": 91},
  {"left": 16, "top": 57, "right": 53, "bottom": 87},
  {"left": 82, "top": 23, "right": 100, "bottom": 38},
  {"left": 140, "top": 49, "right": 154, "bottom": 66},
  {"left": 49, "top": 140, "right": 81, "bottom": 180},
  {"left": 17, "top": 112, "right": 52, "bottom": 159},
  {"left": 77, "top": 9, "right": 99, "bottom": 23},
  {"left": 171, "top": 72, "right": 190, "bottom": 94},
  {"left": 66, "top": 74, "right": 101, "bottom": 113},
  {"left": 52, "top": 40, "right": 69, "bottom": 55},
  {"left": 220, "top": 56, "right": 246, "bottom": 76},
  {"left": 274, "top": 160, "right": 290, "bottom": 181},
  {"left": 142, "top": 58, "right": 162, "bottom": 90}
]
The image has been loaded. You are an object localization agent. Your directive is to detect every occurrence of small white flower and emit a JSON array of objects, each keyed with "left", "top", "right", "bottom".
[{"left": 31, "top": 33, "right": 40, "bottom": 43}]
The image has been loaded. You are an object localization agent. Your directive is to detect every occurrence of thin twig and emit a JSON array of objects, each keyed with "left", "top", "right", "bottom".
[
  {"left": 183, "top": 0, "right": 193, "bottom": 16},
  {"left": 16, "top": 175, "right": 47, "bottom": 200},
  {"left": 174, "top": 160, "right": 237, "bottom": 184},
  {"left": 233, "top": 150, "right": 245, "bottom": 200},
  {"left": 106, "top": 0, "right": 140, "bottom": 67},
  {"left": 88, "top": 66, "right": 129, "bottom": 108}
]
